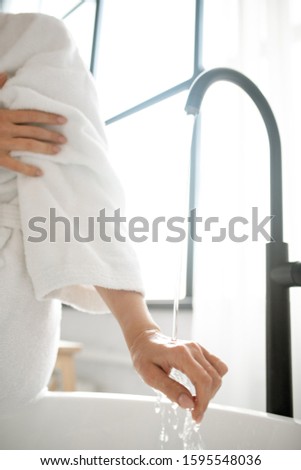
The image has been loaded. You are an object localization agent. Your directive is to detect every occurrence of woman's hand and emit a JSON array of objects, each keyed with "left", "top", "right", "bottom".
[
  {"left": 95, "top": 286, "right": 228, "bottom": 423},
  {"left": 0, "top": 72, "right": 67, "bottom": 176},
  {"left": 129, "top": 329, "right": 228, "bottom": 423}
]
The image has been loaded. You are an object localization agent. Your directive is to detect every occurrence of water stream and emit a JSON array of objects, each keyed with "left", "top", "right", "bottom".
[
  {"left": 155, "top": 222, "right": 206, "bottom": 449},
  {"left": 154, "top": 368, "right": 206, "bottom": 450}
]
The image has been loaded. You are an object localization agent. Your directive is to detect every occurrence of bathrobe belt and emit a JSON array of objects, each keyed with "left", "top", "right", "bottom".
[{"left": 0, "top": 203, "right": 21, "bottom": 268}]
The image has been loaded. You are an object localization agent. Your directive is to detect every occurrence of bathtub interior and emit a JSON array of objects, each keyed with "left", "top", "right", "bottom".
[{"left": 0, "top": 392, "right": 301, "bottom": 450}]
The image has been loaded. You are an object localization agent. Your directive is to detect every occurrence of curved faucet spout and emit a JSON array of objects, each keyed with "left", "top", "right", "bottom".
[
  {"left": 185, "top": 67, "right": 297, "bottom": 417},
  {"left": 185, "top": 67, "right": 283, "bottom": 243}
]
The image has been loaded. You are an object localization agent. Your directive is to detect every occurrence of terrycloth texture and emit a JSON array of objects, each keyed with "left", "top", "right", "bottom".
[
  {"left": 0, "top": 12, "right": 144, "bottom": 313},
  {"left": 0, "top": 13, "right": 143, "bottom": 411},
  {"left": 0, "top": 169, "right": 62, "bottom": 413}
]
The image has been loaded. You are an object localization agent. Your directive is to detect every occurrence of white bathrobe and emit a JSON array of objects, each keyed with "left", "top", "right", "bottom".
[{"left": 0, "top": 13, "right": 144, "bottom": 413}]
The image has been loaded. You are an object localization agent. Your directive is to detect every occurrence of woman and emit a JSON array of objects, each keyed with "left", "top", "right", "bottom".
[{"left": 0, "top": 14, "right": 227, "bottom": 425}]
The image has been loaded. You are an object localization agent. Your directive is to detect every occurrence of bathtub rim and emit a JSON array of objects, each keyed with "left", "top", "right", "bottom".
[
  {"left": 1, "top": 391, "right": 301, "bottom": 450},
  {"left": 28, "top": 390, "right": 301, "bottom": 426}
]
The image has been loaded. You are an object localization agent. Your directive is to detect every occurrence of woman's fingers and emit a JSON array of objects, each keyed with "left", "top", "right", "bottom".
[
  {"left": 162, "top": 341, "right": 227, "bottom": 422},
  {"left": 0, "top": 111, "right": 66, "bottom": 177},
  {"left": 2, "top": 122, "right": 67, "bottom": 144},
  {"left": 142, "top": 350, "right": 215, "bottom": 423},
  {"left": 133, "top": 335, "right": 227, "bottom": 423},
  {"left": 0, "top": 153, "right": 42, "bottom": 176},
  {"left": 188, "top": 344, "right": 225, "bottom": 396},
  {"left": 0, "top": 97, "right": 67, "bottom": 175},
  {"left": 142, "top": 364, "right": 195, "bottom": 409},
  {"left": 0, "top": 74, "right": 65, "bottom": 125},
  {"left": 1, "top": 137, "right": 61, "bottom": 155},
  {"left": 167, "top": 343, "right": 215, "bottom": 422},
  {"left": 191, "top": 360, "right": 217, "bottom": 422},
  {"left": 0, "top": 108, "right": 67, "bottom": 125},
  {"left": 173, "top": 342, "right": 228, "bottom": 422},
  {"left": 0, "top": 73, "right": 8, "bottom": 88},
  {"left": 201, "top": 346, "right": 228, "bottom": 377}
]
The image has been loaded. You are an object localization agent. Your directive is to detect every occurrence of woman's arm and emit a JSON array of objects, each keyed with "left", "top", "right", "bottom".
[
  {"left": 0, "top": 72, "right": 67, "bottom": 176},
  {"left": 95, "top": 286, "right": 228, "bottom": 423}
]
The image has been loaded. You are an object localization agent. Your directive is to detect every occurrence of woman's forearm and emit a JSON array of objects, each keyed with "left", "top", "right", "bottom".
[
  {"left": 95, "top": 285, "right": 228, "bottom": 423},
  {"left": 94, "top": 286, "right": 160, "bottom": 349}
]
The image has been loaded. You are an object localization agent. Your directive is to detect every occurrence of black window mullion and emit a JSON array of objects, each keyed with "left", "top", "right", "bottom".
[
  {"left": 90, "top": 0, "right": 104, "bottom": 74},
  {"left": 186, "top": 0, "right": 204, "bottom": 301},
  {"left": 105, "top": 78, "right": 193, "bottom": 126},
  {"left": 62, "top": 0, "right": 86, "bottom": 20}
]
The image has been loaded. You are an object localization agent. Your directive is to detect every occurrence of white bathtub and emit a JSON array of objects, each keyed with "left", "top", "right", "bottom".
[{"left": 0, "top": 392, "right": 300, "bottom": 450}]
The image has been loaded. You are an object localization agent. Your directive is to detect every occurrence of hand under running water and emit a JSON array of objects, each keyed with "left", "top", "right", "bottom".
[
  {"left": 96, "top": 287, "right": 228, "bottom": 423},
  {"left": 129, "top": 330, "right": 228, "bottom": 423}
]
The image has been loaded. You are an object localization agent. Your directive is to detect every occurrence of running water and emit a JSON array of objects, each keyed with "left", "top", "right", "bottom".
[
  {"left": 161, "top": 294, "right": 206, "bottom": 449},
  {"left": 154, "top": 237, "right": 205, "bottom": 449},
  {"left": 153, "top": 161, "right": 206, "bottom": 448},
  {"left": 154, "top": 368, "right": 206, "bottom": 450}
]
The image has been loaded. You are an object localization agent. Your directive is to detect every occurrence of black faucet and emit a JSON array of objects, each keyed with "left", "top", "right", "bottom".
[{"left": 185, "top": 67, "right": 301, "bottom": 418}]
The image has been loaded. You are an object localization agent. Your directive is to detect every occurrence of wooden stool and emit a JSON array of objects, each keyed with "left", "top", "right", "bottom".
[{"left": 49, "top": 340, "right": 83, "bottom": 392}]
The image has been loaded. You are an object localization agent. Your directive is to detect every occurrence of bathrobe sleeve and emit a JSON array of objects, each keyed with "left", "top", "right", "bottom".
[{"left": 0, "top": 13, "right": 144, "bottom": 313}]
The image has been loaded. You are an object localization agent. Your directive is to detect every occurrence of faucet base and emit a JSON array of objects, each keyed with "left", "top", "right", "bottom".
[{"left": 266, "top": 242, "right": 293, "bottom": 417}]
